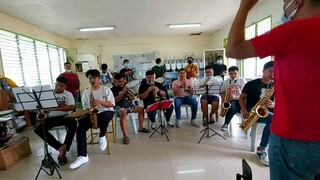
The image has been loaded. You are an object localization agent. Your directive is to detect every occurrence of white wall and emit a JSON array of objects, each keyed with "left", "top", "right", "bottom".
[{"left": 210, "top": 0, "right": 283, "bottom": 49}]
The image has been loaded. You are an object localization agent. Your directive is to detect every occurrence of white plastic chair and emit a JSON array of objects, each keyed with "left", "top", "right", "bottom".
[{"left": 115, "top": 112, "right": 138, "bottom": 136}]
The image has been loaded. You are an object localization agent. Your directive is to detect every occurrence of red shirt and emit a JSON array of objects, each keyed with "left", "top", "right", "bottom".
[
  {"left": 251, "top": 16, "right": 320, "bottom": 141},
  {"left": 59, "top": 72, "right": 79, "bottom": 95}
]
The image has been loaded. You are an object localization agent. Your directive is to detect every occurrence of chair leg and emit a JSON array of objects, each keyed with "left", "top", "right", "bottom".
[
  {"left": 111, "top": 118, "right": 116, "bottom": 143},
  {"left": 251, "top": 124, "right": 258, "bottom": 152},
  {"left": 185, "top": 106, "right": 189, "bottom": 119},
  {"left": 130, "top": 115, "right": 138, "bottom": 134},
  {"left": 105, "top": 132, "right": 110, "bottom": 155}
]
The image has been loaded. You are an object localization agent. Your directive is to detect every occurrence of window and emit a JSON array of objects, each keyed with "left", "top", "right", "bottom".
[
  {"left": 242, "top": 16, "right": 272, "bottom": 79},
  {"left": 0, "top": 29, "right": 66, "bottom": 87}
]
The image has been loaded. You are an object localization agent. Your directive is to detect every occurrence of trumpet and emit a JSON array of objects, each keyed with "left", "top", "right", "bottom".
[{"left": 153, "top": 84, "right": 161, "bottom": 102}]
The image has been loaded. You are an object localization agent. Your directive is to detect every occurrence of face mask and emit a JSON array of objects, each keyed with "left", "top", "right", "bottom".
[
  {"left": 156, "top": 63, "right": 161, "bottom": 67},
  {"left": 124, "top": 63, "right": 129, "bottom": 68},
  {"left": 65, "top": 69, "right": 72, "bottom": 73},
  {"left": 216, "top": 60, "right": 222, "bottom": 64},
  {"left": 280, "top": 0, "right": 298, "bottom": 24},
  {"left": 188, "top": 61, "right": 192, "bottom": 64}
]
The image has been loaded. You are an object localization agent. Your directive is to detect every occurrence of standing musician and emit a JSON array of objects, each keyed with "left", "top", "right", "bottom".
[
  {"left": 69, "top": 69, "right": 115, "bottom": 170},
  {"left": 172, "top": 68, "right": 199, "bottom": 128},
  {"left": 111, "top": 73, "right": 150, "bottom": 145},
  {"left": 59, "top": 62, "right": 80, "bottom": 102},
  {"left": 138, "top": 70, "right": 174, "bottom": 130},
  {"left": 119, "top": 59, "right": 135, "bottom": 82},
  {"left": 184, "top": 57, "right": 199, "bottom": 79},
  {"left": 100, "top": 63, "right": 114, "bottom": 86},
  {"left": 199, "top": 65, "right": 222, "bottom": 126},
  {"left": 238, "top": 61, "right": 274, "bottom": 166},
  {"left": 220, "top": 66, "right": 247, "bottom": 131},
  {"left": 34, "top": 76, "right": 76, "bottom": 166}
]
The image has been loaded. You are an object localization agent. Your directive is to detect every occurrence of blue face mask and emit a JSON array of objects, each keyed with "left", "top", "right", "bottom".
[{"left": 280, "top": 0, "right": 298, "bottom": 24}]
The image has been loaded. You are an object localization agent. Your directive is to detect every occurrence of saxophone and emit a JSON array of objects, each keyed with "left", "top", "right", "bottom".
[
  {"left": 240, "top": 86, "right": 274, "bottom": 131},
  {"left": 220, "top": 80, "right": 234, "bottom": 117},
  {"left": 89, "top": 88, "right": 99, "bottom": 129}
]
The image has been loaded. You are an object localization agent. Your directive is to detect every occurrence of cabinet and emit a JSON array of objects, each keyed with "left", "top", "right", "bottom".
[{"left": 203, "top": 49, "right": 225, "bottom": 66}]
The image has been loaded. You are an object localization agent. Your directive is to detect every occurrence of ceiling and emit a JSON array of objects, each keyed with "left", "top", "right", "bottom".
[{"left": 0, "top": 0, "right": 251, "bottom": 40}]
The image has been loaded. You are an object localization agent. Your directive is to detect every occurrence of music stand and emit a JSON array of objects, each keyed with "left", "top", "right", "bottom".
[
  {"left": 12, "top": 85, "right": 61, "bottom": 180},
  {"left": 236, "top": 159, "right": 253, "bottom": 180},
  {"left": 147, "top": 100, "right": 173, "bottom": 141},
  {"left": 198, "top": 84, "right": 226, "bottom": 144}
]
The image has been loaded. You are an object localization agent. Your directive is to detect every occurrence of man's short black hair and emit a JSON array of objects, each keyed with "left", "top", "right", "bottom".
[
  {"left": 155, "top": 58, "right": 161, "bottom": 64},
  {"left": 178, "top": 68, "right": 186, "bottom": 73},
  {"left": 216, "top": 55, "right": 223, "bottom": 60},
  {"left": 114, "top": 73, "right": 125, "bottom": 80},
  {"left": 101, "top": 63, "right": 108, "bottom": 70},
  {"left": 228, "top": 66, "right": 239, "bottom": 72},
  {"left": 123, "top": 59, "right": 129, "bottom": 64},
  {"left": 85, "top": 69, "right": 100, "bottom": 78},
  {"left": 145, "top": 70, "right": 155, "bottom": 76},
  {"left": 205, "top": 65, "right": 213, "bottom": 70},
  {"left": 64, "top": 62, "right": 71, "bottom": 66},
  {"left": 263, "top": 61, "right": 274, "bottom": 71},
  {"left": 56, "top": 76, "right": 68, "bottom": 84}
]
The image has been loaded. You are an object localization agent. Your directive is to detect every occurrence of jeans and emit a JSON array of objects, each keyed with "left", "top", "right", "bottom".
[
  {"left": 257, "top": 112, "right": 273, "bottom": 148},
  {"left": 34, "top": 116, "right": 77, "bottom": 151},
  {"left": 144, "top": 102, "right": 173, "bottom": 123},
  {"left": 174, "top": 95, "right": 198, "bottom": 120},
  {"left": 269, "top": 133, "right": 320, "bottom": 180},
  {"left": 76, "top": 111, "right": 114, "bottom": 156},
  {"left": 223, "top": 100, "right": 240, "bottom": 125}
]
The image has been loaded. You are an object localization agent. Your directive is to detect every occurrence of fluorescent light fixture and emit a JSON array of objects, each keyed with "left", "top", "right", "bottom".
[
  {"left": 78, "top": 26, "right": 115, "bottom": 32},
  {"left": 177, "top": 169, "right": 205, "bottom": 174},
  {"left": 168, "top": 23, "right": 202, "bottom": 28}
]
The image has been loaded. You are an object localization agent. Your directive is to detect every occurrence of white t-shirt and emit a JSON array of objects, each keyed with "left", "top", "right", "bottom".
[
  {"left": 82, "top": 86, "right": 115, "bottom": 112},
  {"left": 48, "top": 90, "right": 75, "bottom": 117},
  {"left": 199, "top": 76, "right": 222, "bottom": 96},
  {"left": 221, "top": 77, "right": 247, "bottom": 100}
]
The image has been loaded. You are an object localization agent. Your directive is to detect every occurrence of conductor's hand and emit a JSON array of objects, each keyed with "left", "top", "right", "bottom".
[
  {"left": 242, "top": 110, "right": 250, "bottom": 119},
  {"left": 240, "top": 0, "right": 258, "bottom": 11}
]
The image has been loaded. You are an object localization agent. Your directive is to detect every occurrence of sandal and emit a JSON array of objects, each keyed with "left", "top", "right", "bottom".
[
  {"left": 123, "top": 137, "right": 130, "bottom": 144},
  {"left": 138, "top": 128, "right": 150, "bottom": 133}
]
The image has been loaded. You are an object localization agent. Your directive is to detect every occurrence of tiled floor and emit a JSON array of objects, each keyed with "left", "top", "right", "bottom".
[{"left": 0, "top": 109, "right": 270, "bottom": 180}]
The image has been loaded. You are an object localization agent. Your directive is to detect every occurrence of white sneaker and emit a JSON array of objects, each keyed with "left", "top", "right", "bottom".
[
  {"left": 256, "top": 150, "right": 269, "bottom": 166},
  {"left": 221, "top": 124, "right": 228, "bottom": 131},
  {"left": 99, "top": 136, "right": 107, "bottom": 151},
  {"left": 191, "top": 119, "right": 200, "bottom": 128},
  {"left": 176, "top": 119, "right": 182, "bottom": 128},
  {"left": 69, "top": 156, "right": 89, "bottom": 169},
  {"left": 151, "top": 122, "right": 156, "bottom": 129}
]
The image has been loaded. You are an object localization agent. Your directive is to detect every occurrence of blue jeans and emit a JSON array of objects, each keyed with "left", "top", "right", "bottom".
[
  {"left": 174, "top": 95, "right": 198, "bottom": 120},
  {"left": 269, "top": 133, "right": 320, "bottom": 180},
  {"left": 223, "top": 100, "right": 240, "bottom": 125},
  {"left": 257, "top": 112, "right": 273, "bottom": 148}
]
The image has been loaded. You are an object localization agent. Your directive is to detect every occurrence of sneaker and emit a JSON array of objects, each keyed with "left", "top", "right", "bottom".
[
  {"left": 99, "top": 136, "right": 107, "bottom": 151},
  {"left": 166, "top": 121, "right": 174, "bottom": 128},
  {"left": 256, "top": 149, "right": 269, "bottom": 166},
  {"left": 221, "top": 124, "right": 228, "bottom": 131},
  {"left": 191, "top": 119, "right": 200, "bottom": 128},
  {"left": 176, "top": 119, "right": 182, "bottom": 128},
  {"left": 151, "top": 122, "right": 156, "bottom": 130},
  {"left": 69, "top": 156, "right": 89, "bottom": 169}
]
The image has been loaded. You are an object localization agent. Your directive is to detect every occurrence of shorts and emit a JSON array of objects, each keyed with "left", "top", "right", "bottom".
[
  {"left": 200, "top": 95, "right": 220, "bottom": 104},
  {"left": 114, "top": 106, "right": 135, "bottom": 117}
]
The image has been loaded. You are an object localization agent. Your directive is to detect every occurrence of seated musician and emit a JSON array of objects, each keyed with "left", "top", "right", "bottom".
[
  {"left": 199, "top": 65, "right": 222, "bottom": 126},
  {"left": 220, "top": 66, "right": 247, "bottom": 131},
  {"left": 69, "top": 69, "right": 115, "bottom": 170},
  {"left": 119, "top": 59, "right": 135, "bottom": 82},
  {"left": 138, "top": 70, "right": 174, "bottom": 129},
  {"left": 111, "top": 73, "right": 149, "bottom": 145},
  {"left": 172, "top": 68, "right": 199, "bottom": 128},
  {"left": 34, "top": 76, "right": 76, "bottom": 166},
  {"left": 239, "top": 61, "right": 274, "bottom": 166}
]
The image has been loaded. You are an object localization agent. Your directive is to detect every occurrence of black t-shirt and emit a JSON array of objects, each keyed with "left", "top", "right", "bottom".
[
  {"left": 242, "top": 78, "right": 274, "bottom": 112},
  {"left": 111, "top": 86, "right": 133, "bottom": 107},
  {"left": 138, "top": 80, "right": 168, "bottom": 104},
  {"left": 119, "top": 68, "right": 134, "bottom": 82},
  {"left": 151, "top": 65, "right": 166, "bottom": 78},
  {"left": 212, "top": 64, "right": 227, "bottom": 76}
]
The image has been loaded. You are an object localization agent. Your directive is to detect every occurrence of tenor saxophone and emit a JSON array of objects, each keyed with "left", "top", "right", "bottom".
[
  {"left": 89, "top": 88, "right": 99, "bottom": 129},
  {"left": 240, "top": 87, "right": 274, "bottom": 131},
  {"left": 220, "top": 80, "right": 234, "bottom": 117}
]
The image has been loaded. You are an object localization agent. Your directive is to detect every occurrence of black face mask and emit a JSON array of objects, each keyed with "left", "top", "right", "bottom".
[{"left": 188, "top": 61, "right": 192, "bottom": 64}]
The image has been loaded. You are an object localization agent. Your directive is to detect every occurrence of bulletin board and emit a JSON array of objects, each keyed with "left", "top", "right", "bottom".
[{"left": 113, "top": 53, "right": 154, "bottom": 80}]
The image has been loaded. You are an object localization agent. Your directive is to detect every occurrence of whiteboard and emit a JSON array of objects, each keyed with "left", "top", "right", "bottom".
[{"left": 113, "top": 53, "right": 154, "bottom": 80}]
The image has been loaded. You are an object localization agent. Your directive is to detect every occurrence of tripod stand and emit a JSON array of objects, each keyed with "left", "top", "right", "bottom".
[
  {"left": 198, "top": 84, "right": 226, "bottom": 144},
  {"left": 12, "top": 86, "right": 61, "bottom": 179},
  {"left": 148, "top": 100, "right": 173, "bottom": 141}
]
